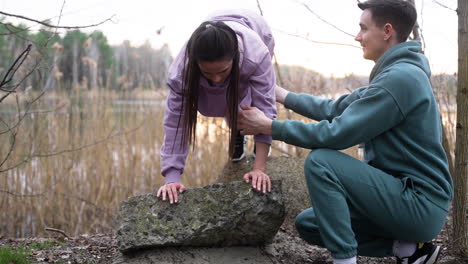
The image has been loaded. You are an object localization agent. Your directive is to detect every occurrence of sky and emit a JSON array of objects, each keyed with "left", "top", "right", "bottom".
[{"left": 0, "top": 0, "right": 459, "bottom": 77}]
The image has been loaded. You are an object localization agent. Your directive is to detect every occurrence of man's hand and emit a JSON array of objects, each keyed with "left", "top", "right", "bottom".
[
  {"left": 156, "top": 183, "right": 186, "bottom": 204},
  {"left": 238, "top": 105, "right": 273, "bottom": 136},
  {"left": 275, "top": 85, "right": 289, "bottom": 105},
  {"left": 243, "top": 169, "right": 271, "bottom": 194}
]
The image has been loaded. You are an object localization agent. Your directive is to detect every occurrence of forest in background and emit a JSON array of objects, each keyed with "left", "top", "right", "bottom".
[
  {"left": 0, "top": 16, "right": 458, "bottom": 99},
  {"left": 0, "top": 17, "right": 397, "bottom": 96},
  {"left": 0, "top": 18, "right": 173, "bottom": 93}
]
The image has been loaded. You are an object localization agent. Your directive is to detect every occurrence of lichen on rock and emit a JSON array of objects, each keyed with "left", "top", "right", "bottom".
[
  {"left": 117, "top": 180, "right": 285, "bottom": 253},
  {"left": 218, "top": 155, "right": 311, "bottom": 228}
]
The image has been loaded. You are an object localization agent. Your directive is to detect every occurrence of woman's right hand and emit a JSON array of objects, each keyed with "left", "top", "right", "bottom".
[
  {"left": 157, "top": 183, "right": 186, "bottom": 204},
  {"left": 275, "top": 85, "right": 289, "bottom": 105}
]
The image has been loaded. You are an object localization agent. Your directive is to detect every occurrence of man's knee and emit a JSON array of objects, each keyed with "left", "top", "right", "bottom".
[
  {"left": 304, "top": 149, "right": 339, "bottom": 169},
  {"left": 304, "top": 149, "right": 340, "bottom": 180}
]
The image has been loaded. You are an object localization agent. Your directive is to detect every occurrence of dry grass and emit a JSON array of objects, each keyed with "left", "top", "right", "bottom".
[{"left": 0, "top": 89, "right": 231, "bottom": 237}]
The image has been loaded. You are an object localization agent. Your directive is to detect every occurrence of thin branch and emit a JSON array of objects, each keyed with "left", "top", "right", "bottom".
[
  {"left": 0, "top": 102, "right": 143, "bottom": 173},
  {"left": 301, "top": 2, "right": 355, "bottom": 38},
  {"left": 0, "top": 121, "right": 17, "bottom": 169},
  {"left": 55, "top": 191, "right": 108, "bottom": 213},
  {"left": 0, "top": 23, "right": 53, "bottom": 82},
  {"left": 406, "top": 0, "right": 427, "bottom": 51},
  {"left": 56, "top": 0, "right": 67, "bottom": 30},
  {"left": 273, "top": 28, "right": 361, "bottom": 49},
  {"left": 0, "top": 92, "right": 45, "bottom": 135},
  {"left": 418, "top": 0, "right": 426, "bottom": 50},
  {"left": 0, "top": 188, "right": 48, "bottom": 197},
  {"left": 256, "top": 0, "right": 264, "bottom": 16},
  {"left": 432, "top": 0, "right": 456, "bottom": 12},
  {"left": 1, "top": 58, "right": 43, "bottom": 95},
  {"left": 31, "top": 122, "right": 145, "bottom": 158},
  {"left": 45, "top": 227, "right": 71, "bottom": 239},
  {"left": 0, "top": 10, "right": 116, "bottom": 29},
  {"left": 18, "top": 100, "right": 67, "bottom": 115},
  {"left": 0, "top": 44, "right": 32, "bottom": 94}
]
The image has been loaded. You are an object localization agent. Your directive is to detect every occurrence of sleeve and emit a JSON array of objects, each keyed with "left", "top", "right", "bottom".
[
  {"left": 160, "top": 52, "right": 189, "bottom": 184},
  {"left": 272, "top": 87, "right": 404, "bottom": 150},
  {"left": 249, "top": 52, "right": 277, "bottom": 145},
  {"left": 284, "top": 87, "right": 366, "bottom": 122}
]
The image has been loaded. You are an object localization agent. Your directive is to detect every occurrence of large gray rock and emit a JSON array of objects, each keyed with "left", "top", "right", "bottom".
[
  {"left": 117, "top": 180, "right": 285, "bottom": 253},
  {"left": 218, "top": 155, "right": 311, "bottom": 228}
]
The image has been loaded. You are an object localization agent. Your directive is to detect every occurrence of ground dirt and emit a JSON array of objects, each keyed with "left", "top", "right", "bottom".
[{"left": 1, "top": 220, "right": 467, "bottom": 264}]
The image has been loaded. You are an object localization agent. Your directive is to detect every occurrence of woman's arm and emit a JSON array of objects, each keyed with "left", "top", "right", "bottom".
[
  {"left": 275, "top": 85, "right": 289, "bottom": 105},
  {"left": 243, "top": 142, "right": 271, "bottom": 194}
]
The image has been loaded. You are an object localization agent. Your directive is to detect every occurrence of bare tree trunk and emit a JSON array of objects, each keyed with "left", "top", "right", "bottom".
[
  {"left": 43, "top": 51, "right": 59, "bottom": 91},
  {"left": 89, "top": 41, "right": 99, "bottom": 90},
  {"left": 72, "top": 40, "right": 79, "bottom": 89},
  {"left": 453, "top": 0, "right": 468, "bottom": 256},
  {"left": 442, "top": 124, "right": 455, "bottom": 177}
]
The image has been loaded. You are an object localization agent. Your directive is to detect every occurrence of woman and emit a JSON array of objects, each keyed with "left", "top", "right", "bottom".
[{"left": 157, "top": 9, "right": 277, "bottom": 203}]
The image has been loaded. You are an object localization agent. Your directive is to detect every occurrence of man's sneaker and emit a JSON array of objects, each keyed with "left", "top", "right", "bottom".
[
  {"left": 231, "top": 132, "right": 246, "bottom": 162},
  {"left": 396, "top": 242, "right": 441, "bottom": 264}
]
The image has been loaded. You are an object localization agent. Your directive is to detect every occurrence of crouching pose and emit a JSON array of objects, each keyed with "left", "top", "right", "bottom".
[{"left": 237, "top": 1, "right": 453, "bottom": 263}]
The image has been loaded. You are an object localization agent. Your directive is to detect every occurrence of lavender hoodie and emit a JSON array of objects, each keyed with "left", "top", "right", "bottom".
[{"left": 161, "top": 9, "right": 277, "bottom": 184}]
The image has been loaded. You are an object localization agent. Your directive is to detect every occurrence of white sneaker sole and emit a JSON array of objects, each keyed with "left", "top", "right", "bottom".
[
  {"left": 425, "top": 245, "right": 440, "bottom": 264},
  {"left": 231, "top": 152, "right": 246, "bottom": 162},
  {"left": 409, "top": 245, "right": 441, "bottom": 264}
]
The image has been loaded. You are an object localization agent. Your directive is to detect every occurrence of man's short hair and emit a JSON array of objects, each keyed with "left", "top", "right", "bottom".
[{"left": 358, "top": 0, "right": 417, "bottom": 43}]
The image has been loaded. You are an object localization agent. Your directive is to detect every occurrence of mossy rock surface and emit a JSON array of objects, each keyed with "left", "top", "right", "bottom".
[
  {"left": 117, "top": 180, "right": 285, "bottom": 253},
  {"left": 218, "top": 155, "right": 311, "bottom": 227}
]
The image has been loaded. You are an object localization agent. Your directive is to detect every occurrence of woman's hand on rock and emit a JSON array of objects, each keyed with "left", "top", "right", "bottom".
[
  {"left": 157, "top": 183, "right": 186, "bottom": 204},
  {"left": 243, "top": 169, "right": 271, "bottom": 194}
]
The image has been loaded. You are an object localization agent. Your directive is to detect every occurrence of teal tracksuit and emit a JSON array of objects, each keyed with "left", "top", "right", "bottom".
[{"left": 271, "top": 41, "right": 453, "bottom": 259}]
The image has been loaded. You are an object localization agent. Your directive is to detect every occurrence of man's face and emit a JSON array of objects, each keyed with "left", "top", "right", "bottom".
[{"left": 355, "top": 9, "right": 388, "bottom": 62}]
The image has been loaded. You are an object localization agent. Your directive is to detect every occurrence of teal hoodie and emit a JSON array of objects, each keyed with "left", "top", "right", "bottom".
[{"left": 272, "top": 41, "right": 453, "bottom": 210}]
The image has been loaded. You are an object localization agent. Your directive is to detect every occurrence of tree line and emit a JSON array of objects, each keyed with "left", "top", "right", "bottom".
[{"left": 0, "top": 18, "right": 173, "bottom": 92}]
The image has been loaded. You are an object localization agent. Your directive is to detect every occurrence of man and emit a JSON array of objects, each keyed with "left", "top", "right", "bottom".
[{"left": 237, "top": 0, "right": 453, "bottom": 264}]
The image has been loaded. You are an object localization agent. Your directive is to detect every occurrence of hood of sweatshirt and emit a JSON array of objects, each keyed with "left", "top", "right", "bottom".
[{"left": 369, "top": 41, "right": 431, "bottom": 83}]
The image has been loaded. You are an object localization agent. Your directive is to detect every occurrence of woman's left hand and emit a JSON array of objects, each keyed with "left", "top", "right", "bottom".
[
  {"left": 243, "top": 169, "right": 271, "bottom": 194},
  {"left": 238, "top": 105, "right": 273, "bottom": 136}
]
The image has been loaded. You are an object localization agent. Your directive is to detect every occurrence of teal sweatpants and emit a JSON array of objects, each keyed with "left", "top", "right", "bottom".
[{"left": 296, "top": 149, "right": 449, "bottom": 259}]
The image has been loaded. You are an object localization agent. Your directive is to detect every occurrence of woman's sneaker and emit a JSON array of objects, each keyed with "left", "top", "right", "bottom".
[
  {"left": 231, "top": 133, "right": 246, "bottom": 162},
  {"left": 396, "top": 242, "right": 441, "bottom": 264}
]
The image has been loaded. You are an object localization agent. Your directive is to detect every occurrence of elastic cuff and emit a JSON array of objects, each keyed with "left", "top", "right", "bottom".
[
  {"left": 254, "top": 134, "right": 272, "bottom": 145},
  {"left": 284, "top": 92, "right": 298, "bottom": 109},
  {"left": 271, "top": 120, "right": 285, "bottom": 141},
  {"left": 165, "top": 171, "right": 181, "bottom": 184},
  {"left": 331, "top": 251, "right": 357, "bottom": 260}
]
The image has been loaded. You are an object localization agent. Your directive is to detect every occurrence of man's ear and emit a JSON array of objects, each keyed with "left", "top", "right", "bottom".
[{"left": 383, "top": 23, "right": 394, "bottom": 41}]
